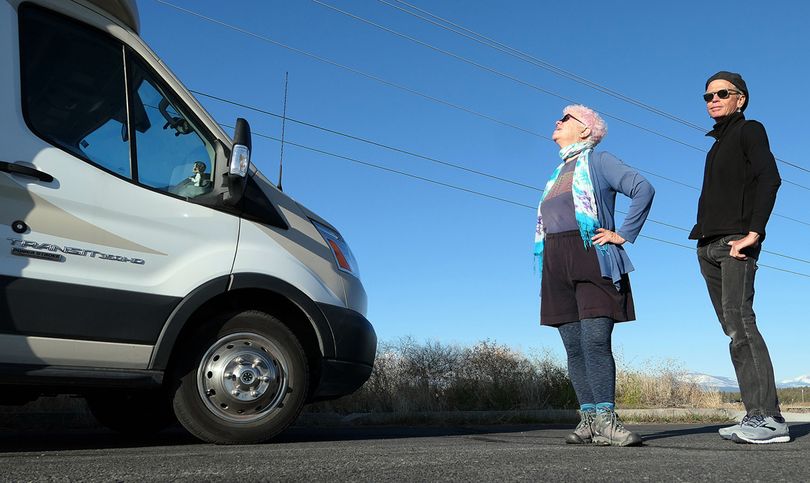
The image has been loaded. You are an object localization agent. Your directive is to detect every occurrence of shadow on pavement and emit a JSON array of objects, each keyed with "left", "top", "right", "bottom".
[
  {"left": 0, "top": 423, "right": 569, "bottom": 453},
  {"left": 787, "top": 423, "right": 810, "bottom": 439},
  {"left": 640, "top": 424, "right": 723, "bottom": 441},
  {"left": 277, "top": 424, "right": 570, "bottom": 444},
  {"left": 0, "top": 426, "right": 201, "bottom": 453},
  {"left": 642, "top": 422, "right": 810, "bottom": 442},
  {"left": 9, "top": 419, "right": 803, "bottom": 452}
]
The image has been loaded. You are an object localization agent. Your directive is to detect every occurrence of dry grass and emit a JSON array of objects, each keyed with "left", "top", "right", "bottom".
[
  {"left": 616, "top": 358, "right": 723, "bottom": 409},
  {"left": 310, "top": 338, "right": 576, "bottom": 413},
  {"left": 309, "top": 338, "right": 722, "bottom": 415}
]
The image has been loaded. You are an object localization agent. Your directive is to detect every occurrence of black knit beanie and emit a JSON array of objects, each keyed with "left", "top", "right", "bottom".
[{"left": 706, "top": 71, "right": 749, "bottom": 111}]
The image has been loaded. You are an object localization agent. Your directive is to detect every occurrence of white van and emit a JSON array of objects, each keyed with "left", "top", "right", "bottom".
[{"left": 0, "top": 0, "right": 376, "bottom": 444}]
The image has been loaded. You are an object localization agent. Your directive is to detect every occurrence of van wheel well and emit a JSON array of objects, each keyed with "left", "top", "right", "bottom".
[{"left": 167, "top": 289, "right": 323, "bottom": 402}]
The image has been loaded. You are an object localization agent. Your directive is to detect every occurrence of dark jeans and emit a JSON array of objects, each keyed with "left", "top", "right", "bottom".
[
  {"left": 558, "top": 317, "right": 616, "bottom": 405},
  {"left": 697, "top": 234, "right": 781, "bottom": 417}
]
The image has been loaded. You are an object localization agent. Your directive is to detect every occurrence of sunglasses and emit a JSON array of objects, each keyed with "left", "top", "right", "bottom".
[
  {"left": 703, "top": 89, "right": 742, "bottom": 102},
  {"left": 558, "top": 113, "right": 585, "bottom": 125}
]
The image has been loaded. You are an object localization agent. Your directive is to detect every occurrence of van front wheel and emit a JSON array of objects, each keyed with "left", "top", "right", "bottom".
[{"left": 170, "top": 310, "right": 309, "bottom": 444}]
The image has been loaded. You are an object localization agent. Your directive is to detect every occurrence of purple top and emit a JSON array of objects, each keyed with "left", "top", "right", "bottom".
[{"left": 540, "top": 160, "right": 578, "bottom": 234}]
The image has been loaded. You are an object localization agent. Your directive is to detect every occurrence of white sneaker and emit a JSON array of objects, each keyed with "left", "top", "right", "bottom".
[{"left": 718, "top": 415, "right": 749, "bottom": 440}]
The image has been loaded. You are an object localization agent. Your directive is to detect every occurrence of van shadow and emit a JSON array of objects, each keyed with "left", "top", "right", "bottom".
[
  {"left": 0, "top": 423, "right": 566, "bottom": 453},
  {"left": 0, "top": 425, "right": 200, "bottom": 452}
]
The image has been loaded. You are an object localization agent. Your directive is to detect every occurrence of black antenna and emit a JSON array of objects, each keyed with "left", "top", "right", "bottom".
[{"left": 277, "top": 72, "right": 289, "bottom": 191}]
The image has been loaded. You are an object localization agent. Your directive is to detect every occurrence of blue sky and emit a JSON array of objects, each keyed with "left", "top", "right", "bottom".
[{"left": 138, "top": 0, "right": 808, "bottom": 381}]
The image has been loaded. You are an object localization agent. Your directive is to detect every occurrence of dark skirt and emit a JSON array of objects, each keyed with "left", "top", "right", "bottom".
[{"left": 540, "top": 230, "right": 635, "bottom": 327}]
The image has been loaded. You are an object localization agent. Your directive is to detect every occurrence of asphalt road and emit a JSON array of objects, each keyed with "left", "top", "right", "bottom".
[{"left": 1, "top": 423, "right": 808, "bottom": 482}]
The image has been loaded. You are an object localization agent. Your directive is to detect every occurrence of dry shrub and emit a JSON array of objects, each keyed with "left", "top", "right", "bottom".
[
  {"left": 309, "top": 338, "right": 576, "bottom": 413},
  {"left": 309, "top": 339, "right": 721, "bottom": 414},
  {"left": 446, "top": 342, "right": 575, "bottom": 410},
  {"left": 616, "top": 358, "right": 722, "bottom": 408}
]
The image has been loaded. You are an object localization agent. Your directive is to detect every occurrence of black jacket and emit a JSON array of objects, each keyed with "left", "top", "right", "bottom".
[{"left": 689, "top": 112, "right": 781, "bottom": 241}]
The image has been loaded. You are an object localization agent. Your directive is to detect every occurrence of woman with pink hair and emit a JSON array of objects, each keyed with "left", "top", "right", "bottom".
[{"left": 535, "top": 104, "right": 654, "bottom": 446}]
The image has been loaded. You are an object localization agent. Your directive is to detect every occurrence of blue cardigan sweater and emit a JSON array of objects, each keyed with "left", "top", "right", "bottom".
[{"left": 587, "top": 151, "right": 655, "bottom": 288}]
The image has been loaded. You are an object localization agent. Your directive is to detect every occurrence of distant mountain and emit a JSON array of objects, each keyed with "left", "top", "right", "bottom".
[
  {"left": 778, "top": 374, "right": 810, "bottom": 388},
  {"left": 679, "top": 372, "right": 739, "bottom": 392},
  {"left": 678, "top": 372, "right": 810, "bottom": 391}
]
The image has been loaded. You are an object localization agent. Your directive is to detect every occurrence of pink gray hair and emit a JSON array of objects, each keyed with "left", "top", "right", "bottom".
[{"left": 563, "top": 104, "right": 607, "bottom": 145}]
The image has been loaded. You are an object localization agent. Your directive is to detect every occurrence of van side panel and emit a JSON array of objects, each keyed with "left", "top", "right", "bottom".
[
  {"left": 0, "top": 2, "right": 240, "bottom": 368},
  {"left": 0, "top": 334, "right": 151, "bottom": 368},
  {"left": 0, "top": 275, "right": 180, "bottom": 343}
]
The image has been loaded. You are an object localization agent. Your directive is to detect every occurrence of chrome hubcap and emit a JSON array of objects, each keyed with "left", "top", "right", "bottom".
[{"left": 197, "top": 332, "right": 289, "bottom": 423}]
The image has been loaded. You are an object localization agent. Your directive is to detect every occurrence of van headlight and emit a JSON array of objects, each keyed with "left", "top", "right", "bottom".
[{"left": 311, "top": 220, "right": 360, "bottom": 277}]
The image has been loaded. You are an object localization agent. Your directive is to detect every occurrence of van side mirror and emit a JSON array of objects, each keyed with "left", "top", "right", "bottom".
[
  {"left": 223, "top": 118, "right": 252, "bottom": 206},
  {"left": 229, "top": 118, "right": 251, "bottom": 177}
]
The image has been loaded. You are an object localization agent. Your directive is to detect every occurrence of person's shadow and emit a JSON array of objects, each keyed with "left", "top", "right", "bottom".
[{"left": 643, "top": 422, "right": 810, "bottom": 442}]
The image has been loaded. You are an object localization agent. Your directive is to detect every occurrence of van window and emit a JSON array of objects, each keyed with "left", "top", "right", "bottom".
[
  {"left": 130, "top": 59, "right": 215, "bottom": 198},
  {"left": 19, "top": 5, "right": 215, "bottom": 199},
  {"left": 18, "top": 4, "right": 131, "bottom": 177}
]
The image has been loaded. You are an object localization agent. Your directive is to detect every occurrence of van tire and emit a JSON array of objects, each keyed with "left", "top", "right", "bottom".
[
  {"left": 86, "top": 390, "right": 176, "bottom": 436},
  {"left": 170, "top": 310, "right": 309, "bottom": 444}
]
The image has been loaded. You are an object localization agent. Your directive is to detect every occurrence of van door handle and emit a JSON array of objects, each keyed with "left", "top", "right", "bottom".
[{"left": 0, "top": 161, "right": 54, "bottom": 183}]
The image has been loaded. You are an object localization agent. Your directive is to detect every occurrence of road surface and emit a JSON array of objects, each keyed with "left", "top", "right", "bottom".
[{"left": 2, "top": 422, "right": 808, "bottom": 481}]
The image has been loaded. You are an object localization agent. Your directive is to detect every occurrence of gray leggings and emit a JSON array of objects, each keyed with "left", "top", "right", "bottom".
[{"left": 558, "top": 317, "right": 616, "bottom": 405}]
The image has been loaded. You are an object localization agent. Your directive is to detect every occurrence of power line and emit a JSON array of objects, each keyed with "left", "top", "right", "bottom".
[
  {"left": 233, "top": 125, "right": 536, "bottom": 210},
  {"left": 225, "top": 122, "right": 810, "bottom": 273},
  {"left": 196, "top": 89, "right": 810, "bottom": 229},
  {"left": 378, "top": 0, "right": 810, "bottom": 176},
  {"left": 379, "top": 0, "right": 707, "bottom": 132},
  {"left": 193, "top": 90, "right": 543, "bottom": 191},
  {"left": 311, "top": 0, "right": 722, "bottom": 160},
  {"left": 312, "top": 0, "right": 810, "bottom": 183},
  {"left": 154, "top": 0, "right": 546, "bottom": 140},
  {"left": 632, "top": 233, "right": 810, "bottom": 279},
  {"left": 313, "top": 0, "right": 810, "bottom": 188},
  {"left": 157, "top": 0, "right": 810, "bottom": 193},
  {"left": 155, "top": 0, "right": 810, "bottom": 261}
]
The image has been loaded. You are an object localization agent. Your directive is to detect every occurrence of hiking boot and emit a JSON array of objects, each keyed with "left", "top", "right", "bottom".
[
  {"left": 719, "top": 414, "right": 750, "bottom": 440},
  {"left": 730, "top": 415, "right": 791, "bottom": 444},
  {"left": 592, "top": 410, "right": 642, "bottom": 447},
  {"left": 565, "top": 410, "right": 595, "bottom": 444}
]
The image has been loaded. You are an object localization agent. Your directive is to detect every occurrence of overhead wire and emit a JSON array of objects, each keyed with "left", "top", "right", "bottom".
[
  {"left": 151, "top": 1, "right": 810, "bottom": 273},
  {"left": 194, "top": 89, "right": 810, "bottom": 229},
  {"left": 156, "top": 0, "right": 810, "bottom": 194},
  {"left": 310, "top": 1, "right": 714, "bottom": 158},
  {"left": 379, "top": 0, "right": 708, "bottom": 132},
  {"left": 153, "top": 0, "right": 545, "bottom": 140},
  {"left": 220, "top": 122, "right": 810, "bottom": 278},
  {"left": 221, "top": 123, "right": 536, "bottom": 209},
  {"left": 378, "top": 0, "right": 810, "bottom": 176},
  {"left": 311, "top": 0, "right": 810, "bottom": 190},
  {"left": 193, "top": 90, "right": 543, "bottom": 191}
]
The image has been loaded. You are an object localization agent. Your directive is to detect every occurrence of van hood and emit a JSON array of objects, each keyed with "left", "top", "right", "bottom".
[{"left": 249, "top": 169, "right": 339, "bottom": 234}]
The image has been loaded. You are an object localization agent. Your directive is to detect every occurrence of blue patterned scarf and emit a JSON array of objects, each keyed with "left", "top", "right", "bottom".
[{"left": 534, "top": 142, "right": 606, "bottom": 273}]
